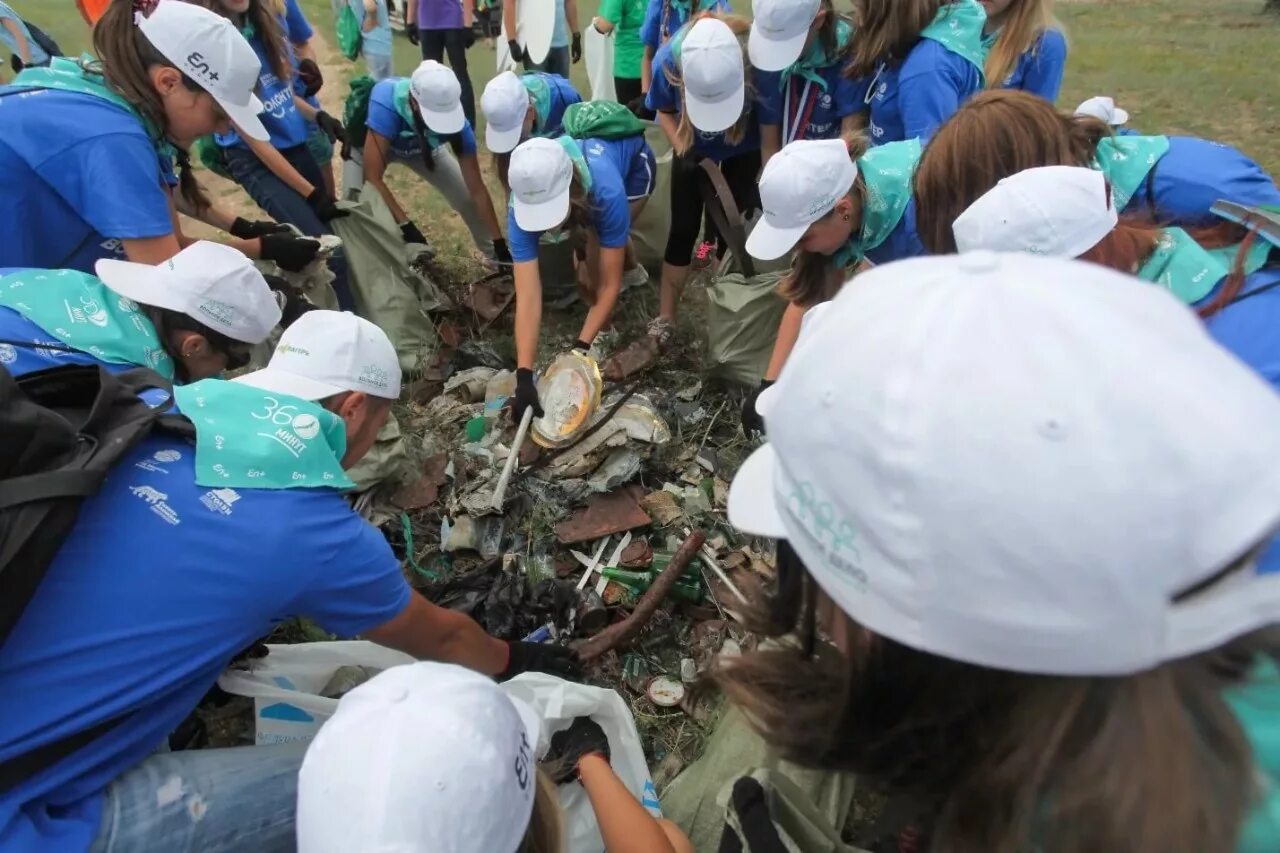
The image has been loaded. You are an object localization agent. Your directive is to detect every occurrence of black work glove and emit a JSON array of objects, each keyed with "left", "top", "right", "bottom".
[
  {"left": 741, "top": 378, "right": 773, "bottom": 438},
  {"left": 400, "top": 220, "right": 427, "bottom": 245},
  {"left": 626, "top": 94, "right": 654, "bottom": 121},
  {"left": 296, "top": 58, "right": 324, "bottom": 97},
  {"left": 572, "top": 339, "right": 591, "bottom": 352},
  {"left": 263, "top": 274, "right": 316, "bottom": 327},
  {"left": 260, "top": 232, "right": 322, "bottom": 272},
  {"left": 229, "top": 217, "right": 291, "bottom": 240},
  {"left": 508, "top": 39, "right": 525, "bottom": 63},
  {"left": 406, "top": 26, "right": 420, "bottom": 46},
  {"left": 498, "top": 640, "right": 580, "bottom": 681},
  {"left": 306, "top": 187, "right": 348, "bottom": 222},
  {"left": 718, "top": 777, "right": 789, "bottom": 853},
  {"left": 315, "top": 111, "right": 346, "bottom": 145},
  {"left": 512, "top": 367, "right": 544, "bottom": 424},
  {"left": 492, "top": 237, "right": 513, "bottom": 267},
  {"left": 463, "top": 27, "right": 476, "bottom": 49},
  {"left": 571, "top": 32, "right": 582, "bottom": 63},
  {"left": 543, "top": 716, "right": 611, "bottom": 783}
]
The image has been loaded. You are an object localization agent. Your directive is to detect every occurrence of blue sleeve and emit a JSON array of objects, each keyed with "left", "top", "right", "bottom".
[
  {"left": 283, "top": 0, "right": 315, "bottom": 43},
  {"left": 898, "top": 43, "right": 970, "bottom": 143},
  {"left": 508, "top": 208, "right": 542, "bottom": 262},
  {"left": 754, "top": 71, "right": 782, "bottom": 126},
  {"left": 1020, "top": 29, "right": 1067, "bottom": 103},
  {"left": 834, "top": 71, "right": 867, "bottom": 120},
  {"left": 586, "top": 156, "right": 631, "bottom": 248},
  {"left": 646, "top": 48, "right": 679, "bottom": 112},
  {"left": 285, "top": 503, "right": 412, "bottom": 637},
  {"left": 40, "top": 133, "right": 173, "bottom": 241},
  {"left": 640, "top": 0, "right": 662, "bottom": 50},
  {"left": 458, "top": 121, "right": 478, "bottom": 156},
  {"left": 365, "top": 81, "right": 405, "bottom": 141},
  {"left": 1151, "top": 137, "right": 1280, "bottom": 226}
]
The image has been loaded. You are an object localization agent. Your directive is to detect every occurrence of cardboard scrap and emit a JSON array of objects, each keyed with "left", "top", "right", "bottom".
[
  {"left": 554, "top": 485, "right": 652, "bottom": 544},
  {"left": 640, "top": 490, "right": 683, "bottom": 527},
  {"left": 390, "top": 453, "right": 449, "bottom": 510}
]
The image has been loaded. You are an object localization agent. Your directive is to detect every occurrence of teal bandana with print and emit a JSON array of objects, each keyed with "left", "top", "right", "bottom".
[
  {"left": 392, "top": 78, "right": 446, "bottom": 150},
  {"left": 1226, "top": 657, "right": 1280, "bottom": 853},
  {"left": 918, "top": 0, "right": 988, "bottom": 82},
  {"left": 1092, "top": 135, "right": 1171, "bottom": 213},
  {"left": 779, "top": 18, "right": 854, "bottom": 92},
  {"left": 556, "top": 136, "right": 594, "bottom": 192},
  {"left": 0, "top": 270, "right": 175, "bottom": 378},
  {"left": 832, "top": 139, "right": 921, "bottom": 268},
  {"left": 1136, "top": 227, "right": 1228, "bottom": 305},
  {"left": 1206, "top": 234, "right": 1275, "bottom": 278},
  {"left": 173, "top": 380, "right": 355, "bottom": 491},
  {"left": 521, "top": 73, "right": 554, "bottom": 136}
]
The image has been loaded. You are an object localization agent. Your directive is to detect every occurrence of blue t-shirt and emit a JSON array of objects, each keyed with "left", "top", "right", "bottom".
[
  {"left": 639, "top": 0, "right": 729, "bottom": 50},
  {"left": 0, "top": 434, "right": 411, "bottom": 852},
  {"left": 646, "top": 42, "right": 761, "bottom": 161},
  {"left": 863, "top": 198, "right": 925, "bottom": 267},
  {"left": 996, "top": 28, "right": 1067, "bottom": 103},
  {"left": 530, "top": 73, "right": 583, "bottom": 139},
  {"left": 283, "top": 0, "right": 315, "bottom": 44},
  {"left": 864, "top": 39, "right": 983, "bottom": 145},
  {"left": 365, "top": 78, "right": 479, "bottom": 159},
  {"left": 353, "top": 0, "right": 393, "bottom": 56},
  {"left": 0, "top": 306, "right": 141, "bottom": 379},
  {"left": 0, "top": 89, "right": 173, "bottom": 273},
  {"left": 578, "top": 134, "right": 648, "bottom": 193},
  {"left": 508, "top": 149, "right": 632, "bottom": 262},
  {"left": 215, "top": 21, "right": 310, "bottom": 150},
  {"left": 755, "top": 64, "right": 864, "bottom": 143},
  {"left": 551, "top": 0, "right": 569, "bottom": 48},
  {"left": 0, "top": 1, "right": 49, "bottom": 65},
  {"left": 1126, "top": 136, "right": 1280, "bottom": 228}
]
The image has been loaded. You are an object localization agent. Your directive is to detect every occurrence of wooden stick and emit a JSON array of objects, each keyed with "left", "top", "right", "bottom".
[
  {"left": 490, "top": 406, "right": 533, "bottom": 511},
  {"left": 576, "top": 530, "right": 706, "bottom": 662}
]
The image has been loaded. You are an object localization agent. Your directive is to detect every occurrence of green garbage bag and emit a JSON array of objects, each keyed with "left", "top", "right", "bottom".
[
  {"left": 329, "top": 185, "right": 447, "bottom": 375},
  {"left": 193, "top": 135, "right": 231, "bottom": 180},
  {"left": 343, "top": 76, "right": 377, "bottom": 152},
  {"left": 345, "top": 410, "right": 407, "bottom": 492},
  {"left": 562, "top": 101, "right": 647, "bottom": 141},
  {"left": 705, "top": 268, "right": 788, "bottom": 386},
  {"left": 630, "top": 123, "right": 672, "bottom": 276},
  {"left": 337, "top": 2, "right": 363, "bottom": 60}
]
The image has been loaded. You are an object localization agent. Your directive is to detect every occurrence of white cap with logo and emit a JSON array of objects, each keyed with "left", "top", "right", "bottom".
[
  {"left": 1075, "top": 95, "right": 1130, "bottom": 127},
  {"left": 94, "top": 241, "right": 280, "bottom": 344},
  {"left": 296, "top": 662, "right": 543, "bottom": 853},
  {"left": 680, "top": 18, "right": 746, "bottom": 133},
  {"left": 952, "top": 166, "right": 1117, "bottom": 259},
  {"left": 730, "top": 252, "right": 1280, "bottom": 677},
  {"left": 481, "top": 71, "right": 532, "bottom": 153},
  {"left": 748, "top": 0, "right": 821, "bottom": 72},
  {"left": 410, "top": 59, "right": 466, "bottom": 135},
  {"left": 509, "top": 137, "right": 574, "bottom": 233},
  {"left": 137, "top": 0, "right": 269, "bottom": 141},
  {"left": 747, "top": 138, "right": 858, "bottom": 260},
  {"left": 234, "top": 310, "right": 402, "bottom": 401}
]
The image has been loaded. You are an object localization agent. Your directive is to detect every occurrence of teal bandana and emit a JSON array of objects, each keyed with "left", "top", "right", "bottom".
[
  {"left": 392, "top": 78, "right": 444, "bottom": 150},
  {"left": 174, "top": 380, "right": 355, "bottom": 491},
  {"left": 522, "top": 73, "right": 554, "bottom": 135},
  {"left": 1136, "top": 227, "right": 1227, "bottom": 305},
  {"left": 918, "top": 0, "right": 989, "bottom": 82},
  {"left": 1092, "top": 135, "right": 1171, "bottom": 213},
  {"left": 1226, "top": 657, "right": 1280, "bottom": 853},
  {"left": 779, "top": 18, "right": 854, "bottom": 92},
  {"left": 1206, "top": 237, "right": 1275, "bottom": 278},
  {"left": 832, "top": 139, "right": 921, "bottom": 268},
  {"left": 0, "top": 269, "right": 175, "bottom": 379},
  {"left": 556, "top": 136, "right": 594, "bottom": 192}
]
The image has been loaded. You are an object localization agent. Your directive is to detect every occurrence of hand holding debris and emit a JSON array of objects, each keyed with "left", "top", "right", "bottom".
[
  {"left": 544, "top": 716, "right": 611, "bottom": 783},
  {"left": 512, "top": 368, "right": 544, "bottom": 424},
  {"left": 740, "top": 379, "right": 773, "bottom": 437},
  {"left": 497, "top": 640, "right": 580, "bottom": 682}
]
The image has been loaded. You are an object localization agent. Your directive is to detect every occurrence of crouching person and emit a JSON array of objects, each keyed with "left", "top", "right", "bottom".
[{"left": 0, "top": 311, "right": 579, "bottom": 852}]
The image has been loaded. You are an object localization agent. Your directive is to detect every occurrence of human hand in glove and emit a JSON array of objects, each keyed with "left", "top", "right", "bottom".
[
  {"left": 263, "top": 274, "right": 316, "bottom": 327},
  {"left": 497, "top": 640, "right": 580, "bottom": 681},
  {"left": 571, "top": 32, "right": 582, "bottom": 63},
  {"left": 229, "top": 217, "right": 291, "bottom": 240},
  {"left": 511, "top": 367, "right": 544, "bottom": 424},
  {"left": 406, "top": 27, "right": 419, "bottom": 46},
  {"left": 260, "top": 232, "right": 322, "bottom": 272},
  {"left": 740, "top": 378, "right": 774, "bottom": 437},
  {"left": 306, "top": 187, "right": 348, "bottom": 222},
  {"left": 543, "top": 716, "right": 611, "bottom": 783},
  {"left": 296, "top": 58, "right": 324, "bottom": 97},
  {"left": 463, "top": 28, "right": 476, "bottom": 49},
  {"left": 492, "top": 238, "right": 513, "bottom": 268},
  {"left": 626, "top": 94, "right": 654, "bottom": 121},
  {"left": 508, "top": 39, "right": 525, "bottom": 63},
  {"left": 315, "top": 111, "right": 346, "bottom": 145},
  {"left": 400, "top": 220, "right": 427, "bottom": 245},
  {"left": 718, "top": 777, "right": 789, "bottom": 853}
]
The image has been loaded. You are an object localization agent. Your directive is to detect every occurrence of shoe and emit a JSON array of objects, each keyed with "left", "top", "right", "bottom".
[
  {"left": 620, "top": 265, "right": 650, "bottom": 292},
  {"left": 692, "top": 241, "right": 715, "bottom": 271}
]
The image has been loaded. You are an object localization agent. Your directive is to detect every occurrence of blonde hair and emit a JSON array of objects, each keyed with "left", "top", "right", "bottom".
[
  {"left": 664, "top": 13, "right": 755, "bottom": 156},
  {"left": 520, "top": 770, "right": 565, "bottom": 853},
  {"left": 846, "top": 0, "right": 944, "bottom": 79},
  {"left": 984, "top": 0, "right": 1063, "bottom": 87}
]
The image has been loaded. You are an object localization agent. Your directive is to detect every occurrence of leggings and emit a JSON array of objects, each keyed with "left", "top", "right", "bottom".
[
  {"left": 421, "top": 28, "right": 477, "bottom": 127},
  {"left": 614, "top": 76, "right": 642, "bottom": 107},
  {"left": 663, "top": 148, "right": 761, "bottom": 267}
]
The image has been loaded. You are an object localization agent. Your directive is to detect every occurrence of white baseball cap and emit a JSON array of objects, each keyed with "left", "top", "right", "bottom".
[
  {"left": 680, "top": 18, "right": 746, "bottom": 133},
  {"left": 234, "top": 310, "right": 402, "bottom": 401},
  {"left": 748, "top": 0, "right": 821, "bottom": 72},
  {"left": 730, "top": 252, "right": 1280, "bottom": 677},
  {"left": 410, "top": 60, "right": 466, "bottom": 135},
  {"left": 94, "top": 241, "right": 280, "bottom": 344},
  {"left": 509, "top": 137, "right": 574, "bottom": 233},
  {"left": 137, "top": 0, "right": 269, "bottom": 142},
  {"left": 747, "top": 139, "right": 858, "bottom": 260},
  {"left": 1075, "top": 95, "right": 1130, "bottom": 126},
  {"left": 952, "top": 166, "right": 1117, "bottom": 259},
  {"left": 296, "top": 662, "right": 543, "bottom": 853},
  {"left": 481, "top": 71, "right": 532, "bottom": 153}
]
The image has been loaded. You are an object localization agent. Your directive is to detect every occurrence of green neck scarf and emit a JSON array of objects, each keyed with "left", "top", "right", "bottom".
[
  {"left": 1136, "top": 227, "right": 1227, "bottom": 305},
  {"left": 173, "top": 379, "right": 355, "bottom": 491},
  {"left": 832, "top": 139, "right": 921, "bottom": 268},
  {"left": 522, "top": 73, "right": 553, "bottom": 135},
  {"left": 918, "top": 0, "right": 989, "bottom": 82},
  {"left": 1206, "top": 237, "right": 1275, "bottom": 279},
  {"left": 392, "top": 78, "right": 443, "bottom": 149},
  {"left": 1226, "top": 657, "right": 1280, "bottom": 853},
  {"left": 0, "top": 270, "right": 175, "bottom": 379},
  {"left": 1092, "top": 135, "right": 1171, "bottom": 213},
  {"left": 779, "top": 18, "right": 854, "bottom": 92},
  {"left": 556, "top": 136, "right": 594, "bottom": 192}
]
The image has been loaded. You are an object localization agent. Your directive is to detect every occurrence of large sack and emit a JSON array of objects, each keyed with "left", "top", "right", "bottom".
[
  {"left": 344, "top": 409, "right": 406, "bottom": 492},
  {"left": 705, "top": 269, "right": 788, "bottom": 386},
  {"left": 630, "top": 123, "right": 673, "bottom": 275}
]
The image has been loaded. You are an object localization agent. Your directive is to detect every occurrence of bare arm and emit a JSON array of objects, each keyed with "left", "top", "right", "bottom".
[
  {"left": 641, "top": 45, "right": 654, "bottom": 92},
  {"left": 244, "top": 132, "right": 317, "bottom": 198},
  {"left": 362, "top": 133, "right": 408, "bottom": 222},
  {"left": 764, "top": 301, "right": 806, "bottom": 381},
  {"left": 578, "top": 243, "right": 623, "bottom": 344},
  {"left": 293, "top": 94, "right": 320, "bottom": 123},
  {"left": 656, "top": 110, "right": 680, "bottom": 151},
  {"left": 365, "top": 593, "right": 510, "bottom": 675},
  {"left": 459, "top": 151, "right": 505, "bottom": 240},
  {"left": 579, "top": 755, "right": 688, "bottom": 853},
  {"left": 463, "top": 0, "right": 474, "bottom": 30},
  {"left": 292, "top": 40, "right": 317, "bottom": 62},
  {"left": 503, "top": 0, "right": 518, "bottom": 43},
  {"left": 564, "top": 0, "right": 579, "bottom": 36},
  {"left": 592, "top": 16, "right": 614, "bottom": 33},
  {"left": 2, "top": 18, "right": 31, "bottom": 64},
  {"left": 170, "top": 192, "right": 264, "bottom": 257},
  {"left": 513, "top": 260, "right": 543, "bottom": 370},
  {"left": 406, "top": 0, "right": 417, "bottom": 27},
  {"left": 122, "top": 234, "right": 184, "bottom": 264},
  {"left": 760, "top": 124, "right": 781, "bottom": 170},
  {"left": 363, "top": 0, "right": 379, "bottom": 32}
]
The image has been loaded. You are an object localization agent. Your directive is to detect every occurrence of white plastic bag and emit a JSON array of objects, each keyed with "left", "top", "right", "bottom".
[
  {"left": 584, "top": 26, "right": 616, "bottom": 102},
  {"left": 502, "top": 672, "right": 662, "bottom": 853},
  {"left": 216, "top": 641, "right": 415, "bottom": 745}
]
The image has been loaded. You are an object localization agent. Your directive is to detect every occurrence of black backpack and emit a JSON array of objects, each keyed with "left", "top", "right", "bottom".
[{"left": 0, "top": 357, "right": 191, "bottom": 791}]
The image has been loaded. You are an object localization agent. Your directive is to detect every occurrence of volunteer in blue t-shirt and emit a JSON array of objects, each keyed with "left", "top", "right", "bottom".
[
  {"left": 280, "top": 0, "right": 341, "bottom": 200},
  {"left": 505, "top": 0, "right": 582, "bottom": 78},
  {"left": 506, "top": 137, "right": 634, "bottom": 424},
  {"left": 646, "top": 17, "right": 761, "bottom": 341},
  {"left": 912, "top": 89, "right": 1280, "bottom": 253},
  {"left": 207, "top": 0, "right": 356, "bottom": 311},
  {"left": 846, "top": 0, "right": 987, "bottom": 145},
  {"left": 638, "top": 0, "right": 729, "bottom": 99},
  {"left": 481, "top": 70, "right": 585, "bottom": 189},
  {"left": 748, "top": 0, "right": 864, "bottom": 164},
  {"left": 1074, "top": 95, "right": 1138, "bottom": 135},
  {"left": 980, "top": 0, "right": 1067, "bottom": 103},
  {"left": 0, "top": 0, "right": 49, "bottom": 72},
  {"left": 0, "top": 242, "right": 280, "bottom": 385},
  {"left": 0, "top": 311, "right": 580, "bottom": 853},
  {"left": 739, "top": 137, "right": 926, "bottom": 434},
  {"left": 0, "top": 2, "right": 316, "bottom": 275},
  {"left": 357, "top": 62, "right": 511, "bottom": 266}
]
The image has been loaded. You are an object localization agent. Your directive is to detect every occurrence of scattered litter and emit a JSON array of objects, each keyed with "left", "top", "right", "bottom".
[
  {"left": 421, "top": 560, "right": 577, "bottom": 639},
  {"left": 680, "top": 658, "right": 698, "bottom": 684},
  {"left": 444, "top": 366, "right": 498, "bottom": 402},
  {"left": 390, "top": 453, "right": 449, "bottom": 511},
  {"left": 601, "top": 336, "right": 659, "bottom": 382},
  {"left": 676, "top": 382, "right": 702, "bottom": 401},
  {"left": 319, "top": 665, "right": 381, "bottom": 699},
  {"left": 555, "top": 486, "right": 652, "bottom": 544},
  {"left": 639, "top": 490, "right": 683, "bottom": 527},
  {"left": 461, "top": 276, "right": 515, "bottom": 322},
  {"left": 646, "top": 675, "right": 686, "bottom": 707},
  {"left": 532, "top": 351, "right": 604, "bottom": 449}
]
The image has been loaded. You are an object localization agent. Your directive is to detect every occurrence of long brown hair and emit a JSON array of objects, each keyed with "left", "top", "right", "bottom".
[
  {"left": 913, "top": 89, "right": 1111, "bottom": 253},
  {"left": 845, "top": 0, "right": 944, "bottom": 79},
  {"left": 191, "top": 0, "right": 292, "bottom": 83},
  {"left": 91, "top": 0, "right": 210, "bottom": 211},
  {"left": 714, "top": 542, "right": 1266, "bottom": 853},
  {"left": 665, "top": 13, "right": 755, "bottom": 156},
  {"left": 519, "top": 771, "right": 564, "bottom": 853},
  {"left": 984, "top": 0, "right": 1062, "bottom": 87}
]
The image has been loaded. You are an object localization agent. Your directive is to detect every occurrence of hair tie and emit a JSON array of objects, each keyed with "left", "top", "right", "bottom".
[{"left": 133, "top": 0, "right": 161, "bottom": 25}]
